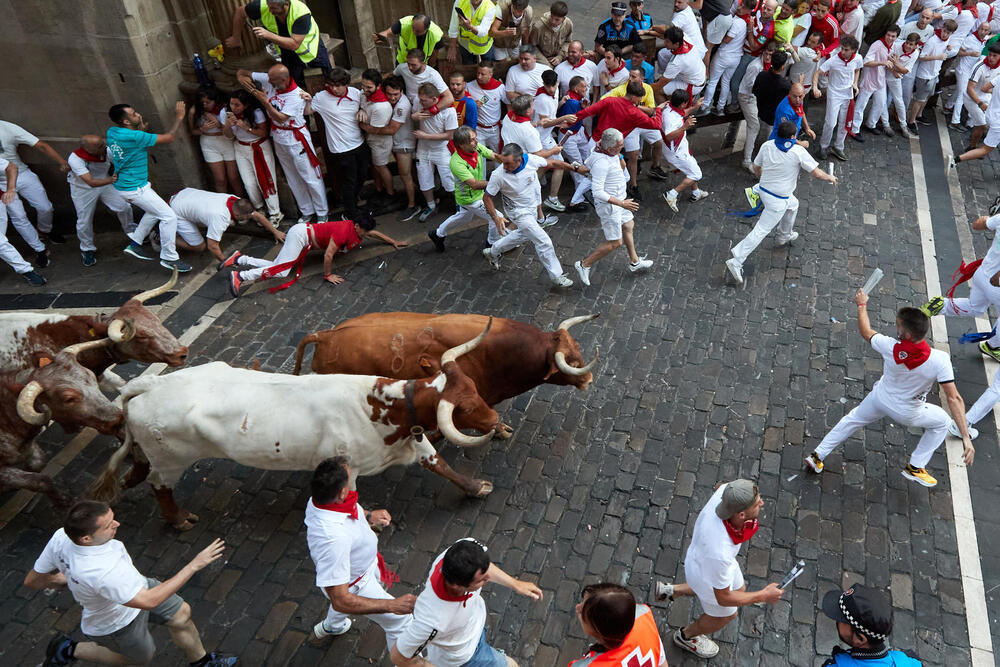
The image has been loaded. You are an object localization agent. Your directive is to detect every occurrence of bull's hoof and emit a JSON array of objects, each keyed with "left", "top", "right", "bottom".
[
  {"left": 468, "top": 480, "right": 493, "bottom": 497},
  {"left": 494, "top": 423, "right": 514, "bottom": 440}
]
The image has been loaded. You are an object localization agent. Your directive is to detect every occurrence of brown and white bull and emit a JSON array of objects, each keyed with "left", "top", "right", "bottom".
[
  {"left": 0, "top": 270, "right": 188, "bottom": 391},
  {"left": 293, "top": 313, "right": 599, "bottom": 430},
  {"left": 92, "top": 322, "right": 504, "bottom": 530},
  {"left": 1, "top": 339, "right": 125, "bottom": 505}
]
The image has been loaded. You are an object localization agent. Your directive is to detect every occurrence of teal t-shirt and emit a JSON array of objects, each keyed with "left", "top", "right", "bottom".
[{"left": 107, "top": 126, "right": 158, "bottom": 191}]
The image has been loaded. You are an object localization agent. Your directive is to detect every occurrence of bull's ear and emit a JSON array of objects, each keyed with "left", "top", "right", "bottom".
[
  {"left": 418, "top": 354, "right": 438, "bottom": 375},
  {"left": 32, "top": 353, "right": 52, "bottom": 368}
]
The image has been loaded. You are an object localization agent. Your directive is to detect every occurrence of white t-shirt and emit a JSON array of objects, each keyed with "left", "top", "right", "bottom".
[
  {"left": 819, "top": 53, "right": 863, "bottom": 99},
  {"left": 311, "top": 87, "right": 364, "bottom": 154},
  {"left": 67, "top": 152, "right": 112, "bottom": 189},
  {"left": 170, "top": 188, "right": 234, "bottom": 242},
  {"left": 0, "top": 156, "right": 9, "bottom": 190},
  {"left": 505, "top": 62, "right": 552, "bottom": 97},
  {"left": 980, "top": 214, "right": 1000, "bottom": 275},
  {"left": 390, "top": 96, "right": 416, "bottom": 150},
  {"left": 914, "top": 34, "right": 953, "bottom": 79},
  {"left": 251, "top": 72, "right": 308, "bottom": 146},
  {"left": 753, "top": 141, "right": 818, "bottom": 196},
  {"left": 554, "top": 59, "right": 599, "bottom": 98},
  {"left": 792, "top": 13, "right": 813, "bottom": 47},
  {"left": 788, "top": 45, "right": 821, "bottom": 87},
  {"left": 228, "top": 108, "right": 268, "bottom": 143},
  {"left": 989, "top": 75, "right": 1000, "bottom": 125},
  {"left": 738, "top": 57, "right": 766, "bottom": 96},
  {"left": 901, "top": 21, "right": 935, "bottom": 46},
  {"left": 500, "top": 116, "right": 542, "bottom": 153},
  {"left": 0, "top": 120, "right": 39, "bottom": 170},
  {"left": 663, "top": 48, "right": 708, "bottom": 87},
  {"left": 841, "top": 7, "right": 864, "bottom": 43},
  {"left": 304, "top": 499, "right": 379, "bottom": 588},
  {"left": 486, "top": 153, "right": 548, "bottom": 212},
  {"left": 596, "top": 61, "right": 630, "bottom": 96},
  {"left": 584, "top": 151, "right": 627, "bottom": 204},
  {"left": 392, "top": 63, "right": 448, "bottom": 106},
  {"left": 718, "top": 16, "right": 750, "bottom": 58},
  {"left": 951, "top": 8, "right": 978, "bottom": 48},
  {"left": 889, "top": 42, "right": 921, "bottom": 78},
  {"left": 671, "top": 7, "right": 707, "bottom": 53},
  {"left": 33, "top": 529, "right": 146, "bottom": 636},
  {"left": 661, "top": 106, "right": 690, "bottom": 155},
  {"left": 969, "top": 60, "right": 1000, "bottom": 107},
  {"left": 860, "top": 40, "right": 891, "bottom": 91},
  {"left": 393, "top": 549, "right": 487, "bottom": 667},
  {"left": 957, "top": 33, "right": 988, "bottom": 77},
  {"left": 416, "top": 107, "right": 459, "bottom": 160},
  {"left": 466, "top": 79, "right": 508, "bottom": 127},
  {"left": 870, "top": 333, "right": 954, "bottom": 406},
  {"left": 361, "top": 94, "right": 393, "bottom": 131},
  {"left": 684, "top": 485, "right": 744, "bottom": 593},
  {"left": 533, "top": 92, "right": 558, "bottom": 145}
]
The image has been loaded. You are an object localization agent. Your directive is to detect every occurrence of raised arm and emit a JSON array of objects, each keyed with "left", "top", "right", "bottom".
[
  {"left": 154, "top": 102, "right": 188, "bottom": 145},
  {"left": 854, "top": 289, "right": 876, "bottom": 341},
  {"left": 226, "top": 4, "right": 248, "bottom": 48},
  {"left": 126, "top": 539, "right": 225, "bottom": 610}
]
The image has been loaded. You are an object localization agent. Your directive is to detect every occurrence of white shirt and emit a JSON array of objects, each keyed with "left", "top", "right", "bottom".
[
  {"left": 501, "top": 115, "right": 542, "bottom": 153},
  {"left": 738, "top": 57, "right": 766, "bottom": 96},
  {"left": 753, "top": 141, "right": 818, "bottom": 197},
  {"left": 969, "top": 60, "right": 1000, "bottom": 107},
  {"left": 393, "top": 549, "right": 487, "bottom": 667},
  {"left": 860, "top": 40, "right": 891, "bottom": 91},
  {"left": 914, "top": 34, "right": 953, "bottom": 79},
  {"left": 841, "top": 6, "right": 865, "bottom": 43},
  {"left": 671, "top": 7, "right": 707, "bottom": 53},
  {"left": 361, "top": 94, "right": 393, "bottom": 130},
  {"left": 486, "top": 153, "right": 547, "bottom": 212},
  {"left": 311, "top": 86, "right": 364, "bottom": 154},
  {"left": 67, "top": 151, "right": 112, "bottom": 189},
  {"left": 304, "top": 499, "right": 379, "bottom": 588},
  {"left": 792, "top": 13, "right": 813, "bottom": 46},
  {"left": 870, "top": 333, "right": 954, "bottom": 406},
  {"left": 661, "top": 105, "right": 690, "bottom": 154},
  {"left": 819, "top": 53, "right": 863, "bottom": 99},
  {"left": 392, "top": 63, "right": 448, "bottom": 106},
  {"left": 466, "top": 79, "right": 508, "bottom": 126},
  {"left": 251, "top": 72, "right": 307, "bottom": 146},
  {"left": 717, "top": 15, "right": 750, "bottom": 58},
  {"left": 684, "top": 485, "right": 744, "bottom": 593},
  {"left": 33, "top": 529, "right": 146, "bottom": 636},
  {"left": 505, "top": 62, "right": 552, "bottom": 97},
  {"left": 596, "top": 60, "right": 630, "bottom": 97},
  {"left": 390, "top": 96, "right": 416, "bottom": 150},
  {"left": 170, "top": 188, "right": 235, "bottom": 242},
  {"left": 416, "top": 107, "right": 459, "bottom": 160},
  {"left": 951, "top": 8, "right": 978, "bottom": 48},
  {"left": 788, "top": 46, "right": 821, "bottom": 87},
  {"left": 889, "top": 42, "right": 921, "bottom": 78},
  {"left": 988, "top": 86, "right": 1000, "bottom": 126},
  {"left": 980, "top": 214, "right": 1000, "bottom": 275},
  {"left": 228, "top": 108, "right": 267, "bottom": 143},
  {"left": 0, "top": 156, "right": 10, "bottom": 190},
  {"left": 663, "top": 48, "right": 708, "bottom": 87},
  {"left": 0, "top": 120, "right": 39, "bottom": 170},
  {"left": 585, "top": 150, "right": 627, "bottom": 213},
  {"left": 533, "top": 92, "right": 558, "bottom": 145},
  {"left": 554, "top": 59, "right": 599, "bottom": 98},
  {"left": 901, "top": 21, "right": 935, "bottom": 46},
  {"left": 957, "top": 33, "right": 988, "bottom": 77}
]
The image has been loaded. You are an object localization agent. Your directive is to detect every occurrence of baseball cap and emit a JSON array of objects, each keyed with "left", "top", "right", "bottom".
[
  {"left": 715, "top": 479, "right": 759, "bottom": 519},
  {"left": 821, "top": 585, "right": 893, "bottom": 641},
  {"left": 612, "top": 2, "right": 628, "bottom": 14}
]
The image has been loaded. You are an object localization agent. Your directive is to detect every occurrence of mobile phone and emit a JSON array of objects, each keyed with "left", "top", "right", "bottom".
[
  {"left": 245, "top": 17, "right": 255, "bottom": 30},
  {"left": 454, "top": 7, "right": 467, "bottom": 19}
]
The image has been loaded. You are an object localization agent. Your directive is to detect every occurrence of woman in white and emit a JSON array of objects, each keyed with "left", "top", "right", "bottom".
[
  {"left": 222, "top": 91, "right": 282, "bottom": 224},
  {"left": 187, "top": 86, "right": 243, "bottom": 196}
]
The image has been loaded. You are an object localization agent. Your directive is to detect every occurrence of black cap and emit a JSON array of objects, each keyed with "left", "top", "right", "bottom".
[
  {"left": 821, "top": 585, "right": 893, "bottom": 641},
  {"left": 611, "top": 2, "right": 628, "bottom": 13}
]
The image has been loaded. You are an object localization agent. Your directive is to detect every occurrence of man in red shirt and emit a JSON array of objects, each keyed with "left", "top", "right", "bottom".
[
  {"left": 220, "top": 213, "right": 408, "bottom": 296},
  {"left": 811, "top": 0, "right": 841, "bottom": 57},
  {"left": 568, "top": 81, "right": 663, "bottom": 141}
]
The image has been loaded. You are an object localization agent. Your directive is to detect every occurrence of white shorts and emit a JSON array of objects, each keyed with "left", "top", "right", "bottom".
[
  {"left": 690, "top": 566, "right": 745, "bottom": 618},
  {"left": 540, "top": 133, "right": 557, "bottom": 150},
  {"left": 986, "top": 122, "right": 1000, "bottom": 148},
  {"left": 596, "top": 202, "right": 633, "bottom": 241},
  {"left": 477, "top": 125, "right": 501, "bottom": 151},
  {"left": 200, "top": 134, "right": 235, "bottom": 162},
  {"left": 966, "top": 97, "right": 987, "bottom": 126},
  {"left": 416, "top": 156, "right": 455, "bottom": 192},
  {"left": 663, "top": 149, "right": 702, "bottom": 180},
  {"left": 625, "top": 127, "right": 662, "bottom": 153},
  {"left": 368, "top": 135, "right": 394, "bottom": 166},
  {"left": 175, "top": 218, "right": 205, "bottom": 246}
]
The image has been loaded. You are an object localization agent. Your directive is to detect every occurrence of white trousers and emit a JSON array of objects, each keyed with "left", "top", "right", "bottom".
[
  {"left": 274, "top": 140, "right": 328, "bottom": 217},
  {"left": 436, "top": 199, "right": 501, "bottom": 244},
  {"left": 488, "top": 208, "right": 563, "bottom": 279},
  {"left": 967, "top": 367, "right": 1000, "bottom": 425},
  {"left": 821, "top": 97, "right": 852, "bottom": 150},
  {"left": 237, "top": 223, "right": 309, "bottom": 282},
  {"left": 322, "top": 561, "right": 410, "bottom": 651},
  {"left": 0, "top": 204, "right": 35, "bottom": 274},
  {"left": 3, "top": 196, "right": 46, "bottom": 252},
  {"left": 7, "top": 168, "right": 54, "bottom": 233},
  {"left": 124, "top": 184, "right": 179, "bottom": 261},
  {"left": 852, "top": 87, "right": 887, "bottom": 132},
  {"left": 815, "top": 390, "right": 950, "bottom": 468},
  {"left": 561, "top": 132, "right": 593, "bottom": 204},
  {"left": 944, "top": 267, "right": 1000, "bottom": 347},
  {"left": 738, "top": 93, "right": 761, "bottom": 164},
  {"left": 704, "top": 52, "right": 742, "bottom": 110},
  {"left": 900, "top": 71, "right": 917, "bottom": 111},
  {"left": 234, "top": 141, "right": 281, "bottom": 216},
  {"left": 70, "top": 183, "right": 134, "bottom": 252},
  {"left": 885, "top": 77, "right": 908, "bottom": 126},
  {"left": 949, "top": 69, "right": 974, "bottom": 123},
  {"left": 731, "top": 190, "right": 798, "bottom": 264}
]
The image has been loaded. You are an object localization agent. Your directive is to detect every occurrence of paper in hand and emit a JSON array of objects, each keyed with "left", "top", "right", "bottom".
[
  {"left": 779, "top": 560, "right": 806, "bottom": 589},
  {"left": 862, "top": 268, "right": 884, "bottom": 295}
]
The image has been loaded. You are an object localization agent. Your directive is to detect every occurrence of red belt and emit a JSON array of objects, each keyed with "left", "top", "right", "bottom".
[
  {"left": 477, "top": 121, "right": 501, "bottom": 129},
  {"left": 237, "top": 138, "right": 277, "bottom": 197},
  {"left": 272, "top": 122, "right": 321, "bottom": 173}
]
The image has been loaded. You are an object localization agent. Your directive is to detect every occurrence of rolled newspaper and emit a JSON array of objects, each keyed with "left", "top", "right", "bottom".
[{"left": 862, "top": 268, "right": 884, "bottom": 295}]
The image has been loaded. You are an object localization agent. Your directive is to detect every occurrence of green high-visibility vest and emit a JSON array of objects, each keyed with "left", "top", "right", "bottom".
[
  {"left": 456, "top": 0, "right": 496, "bottom": 55},
  {"left": 259, "top": 0, "right": 319, "bottom": 63},
  {"left": 398, "top": 16, "right": 444, "bottom": 63}
]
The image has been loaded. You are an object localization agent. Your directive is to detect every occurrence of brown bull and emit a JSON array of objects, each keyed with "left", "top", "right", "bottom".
[{"left": 293, "top": 312, "right": 598, "bottom": 410}]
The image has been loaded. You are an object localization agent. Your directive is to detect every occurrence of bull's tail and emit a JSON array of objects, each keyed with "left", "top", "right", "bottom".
[
  {"left": 293, "top": 333, "right": 320, "bottom": 375},
  {"left": 88, "top": 432, "right": 133, "bottom": 503}
]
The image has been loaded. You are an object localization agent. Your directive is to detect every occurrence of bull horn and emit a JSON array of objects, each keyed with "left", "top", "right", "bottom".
[
  {"left": 107, "top": 318, "right": 136, "bottom": 343},
  {"left": 436, "top": 400, "right": 494, "bottom": 447},
  {"left": 133, "top": 267, "right": 178, "bottom": 303},
  {"left": 555, "top": 346, "right": 599, "bottom": 376},
  {"left": 440, "top": 317, "right": 493, "bottom": 366},
  {"left": 62, "top": 338, "right": 115, "bottom": 357},
  {"left": 16, "top": 381, "right": 50, "bottom": 425},
  {"left": 556, "top": 313, "right": 599, "bottom": 331}
]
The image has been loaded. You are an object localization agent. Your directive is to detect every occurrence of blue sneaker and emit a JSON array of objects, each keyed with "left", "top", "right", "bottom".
[
  {"left": 43, "top": 634, "right": 75, "bottom": 666},
  {"left": 203, "top": 652, "right": 239, "bottom": 666},
  {"left": 81, "top": 251, "right": 97, "bottom": 267},
  {"left": 159, "top": 258, "right": 192, "bottom": 273},
  {"left": 22, "top": 270, "right": 47, "bottom": 286},
  {"left": 123, "top": 242, "right": 153, "bottom": 261},
  {"left": 417, "top": 206, "right": 437, "bottom": 223}
]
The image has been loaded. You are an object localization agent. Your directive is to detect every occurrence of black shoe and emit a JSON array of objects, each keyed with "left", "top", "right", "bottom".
[
  {"left": 647, "top": 165, "right": 671, "bottom": 180},
  {"left": 568, "top": 202, "right": 590, "bottom": 213},
  {"left": 906, "top": 122, "right": 919, "bottom": 134},
  {"left": 43, "top": 634, "right": 74, "bottom": 666},
  {"left": 916, "top": 116, "right": 933, "bottom": 126},
  {"left": 427, "top": 229, "right": 445, "bottom": 252},
  {"left": 22, "top": 270, "right": 46, "bottom": 286},
  {"left": 627, "top": 185, "right": 643, "bottom": 202},
  {"left": 850, "top": 133, "right": 865, "bottom": 143},
  {"left": 35, "top": 249, "right": 50, "bottom": 268},
  {"left": 43, "top": 230, "right": 67, "bottom": 244}
]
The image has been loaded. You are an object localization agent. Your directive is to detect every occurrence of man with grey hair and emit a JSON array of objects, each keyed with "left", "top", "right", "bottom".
[
  {"left": 573, "top": 129, "right": 651, "bottom": 286},
  {"left": 428, "top": 126, "right": 501, "bottom": 252},
  {"left": 505, "top": 45, "right": 553, "bottom": 100},
  {"left": 655, "top": 479, "right": 784, "bottom": 659},
  {"left": 482, "top": 142, "right": 584, "bottom": 286}
]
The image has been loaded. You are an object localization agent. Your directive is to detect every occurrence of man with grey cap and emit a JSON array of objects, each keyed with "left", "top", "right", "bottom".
[
  {"left": 654, "top": 479, "right": 783, "bottom": 658},
  {"left": 820, "top": 585, "right": 921, "bottom": 665}
]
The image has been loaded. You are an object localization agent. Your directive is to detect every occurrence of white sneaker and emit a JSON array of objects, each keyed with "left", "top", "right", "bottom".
[
  {"left": 268, "top": 212, "right": 284, "bottom": 226},
  {"left": 726, "top": 258, "right": 744, "bottom": 284},
  {"left": 776, "top": 231, "right": 799, "bottom": 246},
  {"left": 551, "top": 274, "right": 574, "bottom": 287},
  {"left": 673, "top": 629, "right": 720, "bottom": 658},
  {"left": 312, "top": 618, "right": 351, "bottom": 642},
  {"left": 689, "top": 190, "right": 711, "bottom": 202},
  {"left": 297, "top": 215, "right": 314, "bottom": 225},
  {"left": 948, "top": 420, "right": 979, "bottom": 440},
  {"left": 539, "top": 214, "right": 559, "bottom": 228},
  {"left": 628, "top": 258, "right": 653, "bottom": 272},
  {"left": 662, "top": 192, "right": 679, "bottom": 212},
  {"left": 544, "top": 196, "right": 566, "bottom": 212},
  {"left": 946, "top": 155, "right": 957, "bottom": 171},
  {"left": 574, "top": 260, "right": 591, "bottom": 286},
  {"left": 655, "top": 582, "right": 675, "bottom": 601},
  {"left": 482, "top": 248, "right": 501, "bottom": 270}
]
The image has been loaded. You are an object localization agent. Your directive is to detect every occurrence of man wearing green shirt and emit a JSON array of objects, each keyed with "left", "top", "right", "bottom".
[
  {"left": 773, "top": 3, "right": 796, "bottom": 44},
  {"left": 427, "top": 125, "right": 500, "bottom": 252}
]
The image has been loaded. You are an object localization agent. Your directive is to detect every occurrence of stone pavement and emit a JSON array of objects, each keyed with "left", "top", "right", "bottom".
[{"left": 0, "top": 102, "right": 995, "bottom": 667}]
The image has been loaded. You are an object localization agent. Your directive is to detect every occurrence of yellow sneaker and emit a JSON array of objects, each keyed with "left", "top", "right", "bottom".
[
  {"left": 901, "top": 464, "right": 937, "bottom": 487},
  {"left": 804, "top": 452, "right": 824, "bottom": 473}
]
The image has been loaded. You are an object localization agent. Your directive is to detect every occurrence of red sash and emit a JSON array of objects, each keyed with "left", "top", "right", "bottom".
[
  {"left": 311, "top": 495, "right": 400, "bottom": 589},
  {"left": 946, "top": 258, "right": 984, "bottom": 313},
  {"left": 236, "top": 137, "right": 276, "bottom": 197}
]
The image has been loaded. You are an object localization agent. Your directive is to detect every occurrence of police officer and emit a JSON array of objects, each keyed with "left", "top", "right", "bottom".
[{"left": 820, "top": 585, "right": 921, "bottom": 665}]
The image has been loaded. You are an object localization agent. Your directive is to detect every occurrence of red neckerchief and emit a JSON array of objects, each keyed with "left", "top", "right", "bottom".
[
  {"left": 536, "top": 87, "right": 554, "bottom": 96},
  {"left": 934, "top": 28, "right": 948, "bottom": 41},
  {"left": 225, "top": 196, "right": 240, "bottom": 221},
  {"left": 479, "top": 77, "right": 503, "bottom": 90},
  {"left": 72, "top": 148, "right": 105, "bottom": 163},
  {"left": 608, "top": 60, "right": 626, "bottom": 75},
  {"left": 966, "top": 5, "right": 979, "bottom": 18},
  {"left": 507, "top": 111, "right": 532, "bottom": 122},
  {"left": 276, "top": 79, "right": 299, "bottom": 95},
  {"left": 986, "top": 56, "right": 1000, "bottom": 69},
  {"left": 787, "top": 96, "right": 805, "bottom": 116},
  {"left": 567, "top": 90, "right": 584, "bottom": 101},
  {"left": 724, "top": 517, "right": 760, "bottom": 544},
  {"left": 880, "top": 36, "right": 894, "bottom": 50},
  {"left": 571, "top": 57, "right": 590, "bottom": 69},
  {"left": 313, "top": 491, "right": 359, "bottom": 519},
  {"left": 763, "top": 59, "right": 773, "bottom": 71},
  {"left": 325, "top": 86, "right": 352, "bottom": 104},
  {"left": 893, "top": 339, "right": 931, "bottom": 370},
  {"left": 430, "top": 561, "right": 473, "bottom": 604},
  {"left": 365, "top": 88, "right": 388, "bottom": 103},
  {"left": 902, "top": 42, "right": 918, "bottom": 55},
  {"left": 838, "top": 50, "right": 855, "bottom": 63},
  {"left": 671, "top": 41, "right": 694, "bottom": 55},
  {"left": 456, "top": 146, "right": 480, "bottom": 169}
]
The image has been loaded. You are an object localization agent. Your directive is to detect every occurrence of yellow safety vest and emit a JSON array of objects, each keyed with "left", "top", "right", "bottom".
[
  {"left": 259, "top": 0, "right": 319, "bottom": 63},
  {"left": 398, "top": 15, "right": 444, "bottom": 63},
  {"left": 456, "top": 0, "right": 496, "bottom": 55}
]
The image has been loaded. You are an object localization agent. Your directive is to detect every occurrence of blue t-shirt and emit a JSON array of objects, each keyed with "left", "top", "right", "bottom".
[
  {"left": 769, "top": 96, "right": 803, "bottom": 140},
  {"left": 825, "top": 648, "right": 921, "bottom": 667},
  {"left": 624, "top": 13, "right": 653, "bottom": 31},
  {"left": 558, "top": 98, "right": 585, "bottom": 132},
  {"left": 625, "top": 58, "right": 655, "bottom": 83},
  {"left": 107, "top": 126, "right": 157, "bottom": 192}
]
